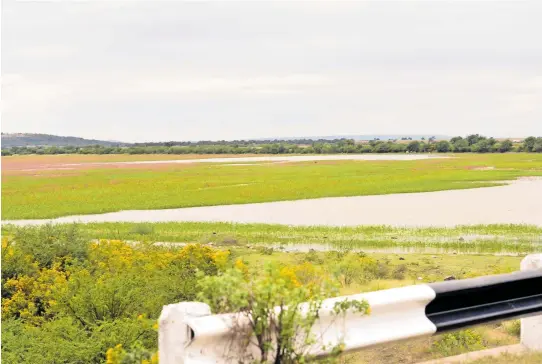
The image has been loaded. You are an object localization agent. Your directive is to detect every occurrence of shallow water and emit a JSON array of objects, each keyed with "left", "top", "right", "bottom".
[
  {"left": 4, "top": 178, "right": 541, "bottom": 228},
  {"left": 266, "top": 243, "right": 530, "bottom": 256},
  {"left": 92, "top": 239, "right": 535, "bottom": 256}
]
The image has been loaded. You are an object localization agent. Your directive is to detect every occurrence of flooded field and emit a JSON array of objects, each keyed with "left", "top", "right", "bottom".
[
  {"left": 4, "top": 177, "right": 541, "bottom": 228},
  {"left": 2, "top": 154, "right": 446, "bottom": 173},
  {"left": 61, "top": 154, "right": 447, "bottom": 168}
]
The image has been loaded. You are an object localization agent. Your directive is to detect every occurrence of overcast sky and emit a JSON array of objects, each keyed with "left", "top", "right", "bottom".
[{"left": 2, "top": 1, "right": 542, "bottom": 142}]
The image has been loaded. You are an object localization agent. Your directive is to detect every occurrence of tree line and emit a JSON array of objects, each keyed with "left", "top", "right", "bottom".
[{"left": 2, "top": 135, "right": 541, "bottom": 156}]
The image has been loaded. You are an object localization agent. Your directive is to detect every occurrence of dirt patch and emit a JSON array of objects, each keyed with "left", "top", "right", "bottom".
[{"left": 473, "top": 166, "right": 496, "bottom": 171}]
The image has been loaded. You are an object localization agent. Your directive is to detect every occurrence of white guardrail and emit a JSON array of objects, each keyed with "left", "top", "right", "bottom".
[{"left": 159, "top": 254, "right": 542, "bottom": 364}]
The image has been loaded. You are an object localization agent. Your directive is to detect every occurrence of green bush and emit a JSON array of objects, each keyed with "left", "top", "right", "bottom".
[
  {"left": 392, "top": 264, "right": 408, "bottom": 280},
  {"left": 258, "top": 247, "right": 274, "bottom": 255},
  {"left": 431, "top": 329, "right": 486, "bottom": 357},
  {"left": 304, "top": 249, "right": 324, "bottom": 264},
  {"left": 1, "top": 226, "right": 229, "bottom": 363},
  {"left": 129, "top": 223, "right": 154, "bottom": 235},
  {"left": 502, "top": 319, "right": 521, "bottom": 337},
  {"left": 331, "top": 254, "right": 381, "bottom": 286},
  {"left": 1, "top": 317, "right": 156, "bottom": 364},
  {"left": 10, "top": 224, "right": 90, "bottom": 268},
  {"left": 197, "top": 263, "right": 369, "bottom": 363}
]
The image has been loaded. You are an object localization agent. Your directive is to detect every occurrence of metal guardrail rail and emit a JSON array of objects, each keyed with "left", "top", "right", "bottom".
[
  {"left": 159, "top": 254, "right": 542, "bottom": 364},
  {"left": 426, "top": 269, "right": 542, "bottom": 332}
]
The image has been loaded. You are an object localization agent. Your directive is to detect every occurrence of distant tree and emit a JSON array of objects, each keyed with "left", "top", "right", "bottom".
[
  {"left": 466, "top": 134, "right": 486, "bottom": 146},
  {"left": 435, "top": 141, "right": 452, "bottom": 153},
  {"left": 523, "top": 136, "right": 537, "bottom": 152},
  {"left": 406, "top": 141, "right": 421, "bottom": 153},
  {"left": 471, "top": 140, "right": 491, "bottom": 153},
  {"left": 374, "top": 142, "right": 392, "bottom": 153},
  {"left": 368, "top": 140, "right": 380, "bottom": 147},
  {"left": 391, "top": 143, "right": 406, "bottom": 153},
  {"left": 450, "top": 136, "right": 463, "bottom": 144},
  {"left": 451, "top": 138, "right": 470, "bottom": 153},
  {"left": 359, "top": 144, "right": 374, "bottom": 153},
  {"left": 497, "top": 140, "right": 513, "bottom": 153}
]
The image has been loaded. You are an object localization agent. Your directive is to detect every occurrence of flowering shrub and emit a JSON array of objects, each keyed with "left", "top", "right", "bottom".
[{"left": 1, "top": 226, "right": 230, "bottom": 364}]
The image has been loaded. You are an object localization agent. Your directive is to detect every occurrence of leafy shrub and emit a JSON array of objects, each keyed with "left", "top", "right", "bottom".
[
  {"left": 331, "top": 254, "right": 380, "bottom": 286},
  {"left": 325, "top": 250, "right": 349, "bottom": 261},
  {"left": 303, "top": 249, "right": 324, "bottom": 264},
  {"left": 258, "top": 247, "right": 274, "bottom": 255},
  {"left": 1, "top": 317, "right": 156, "bottom": 364},
  {"left": 106, "top": 342, "right": 158, "bottom": 364},
  {"left": 2, "top": 263, "right": 67, "bottom": 325},
  {"left": 197, "top": 263, "right": 369, "bottom": 363},
  {"left": 1, "top": 237, "right": 39, "bottom": 296},
  {"left": 375, "top": 262, "right": 390, "bottom": 279},
  {"left": 502, "top": 320, "right": 521, "bottom": 337},
  {"left": 129, "top": 224, "right": 154, "bottom": 236},
  {"left": 392, "top": 264, "right": 408, "bottom": 280},
  {"left": 432, "top": 329, "right": 485, "bottom": 357},
  {"left": 1, "top": 225, "right": 230, "bottom": 363},
  {"left": 10, "top": 224, "right": 90, "bottom": 268}
]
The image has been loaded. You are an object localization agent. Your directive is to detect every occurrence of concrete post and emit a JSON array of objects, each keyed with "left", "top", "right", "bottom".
[
  {"left": 520, "top": 254, "right": 542, "bottom": 351},
  {"left": 158, "top": 302, "right": 212, "bottom": 364}
]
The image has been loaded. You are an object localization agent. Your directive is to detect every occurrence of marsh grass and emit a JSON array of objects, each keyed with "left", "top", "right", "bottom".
[
  {"left": 3, "top": 153, "right": 542, "bottom": 219},
  {"left": 9, "top": 222, "right": 538, "bottom": 254}
]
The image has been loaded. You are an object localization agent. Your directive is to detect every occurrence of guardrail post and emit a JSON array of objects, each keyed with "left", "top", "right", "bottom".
[
  {"left": 521, "top": 254, "right": 542, "bottom": 351},
  {"left": 159, "top": 302, "right": 211, "bottom": 364}
]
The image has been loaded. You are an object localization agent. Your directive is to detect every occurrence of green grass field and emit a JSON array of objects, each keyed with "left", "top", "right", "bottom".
[{"left": 2, "top": 153, "right": 542, "bottom": 220}]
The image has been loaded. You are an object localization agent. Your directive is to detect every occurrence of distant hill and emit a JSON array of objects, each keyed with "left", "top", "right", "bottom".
[{"left": 1, "top": 133, "right": 129, "bottom": 148}]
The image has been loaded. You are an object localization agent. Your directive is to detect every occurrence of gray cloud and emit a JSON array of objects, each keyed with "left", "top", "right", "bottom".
[{"left": 2, "top": 0, "right": 541, "bottom": 141}]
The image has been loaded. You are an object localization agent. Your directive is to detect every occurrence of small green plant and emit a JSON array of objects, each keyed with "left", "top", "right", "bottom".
[
  {"left": 221, "top": 236, "right": 238, "bottom": 245},
  {"left": 304, "top": 249, "right": 324, "bottom": 264},
  {"left": 331, "top": 254, "right": 381, "bottom": 286},
  {"left": 106, "top": 341, "right": 158, "bottom": 364},
  {"left": 375, "top": 262, "right": 390, "bottom": 279},
  {"left": 392, "top": 264, "right": 408, "bottom": 280},
  {"left": 431, "top": 329, "right": 485, "bottom": 357},
  {"left": 258, "top": 247, "right": 274, "bottom": 255},
  {"left": 198, "top": 264, "right": 370, "bottom": 363},
  {"left": 502, "top": 320, "right": 521, "bottom": 337},
  {"left": 129, "top": 224, "right": 154, "bottom": 235}
]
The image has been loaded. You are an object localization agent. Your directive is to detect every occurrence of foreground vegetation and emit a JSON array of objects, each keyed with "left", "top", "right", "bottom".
[
  {"left": 3, "top": 153, "right": 542, "bottom": 220},
  {"left": 1, "top": 225, "right": 531, "bottom": 363},
  {"left": 2, "top": 134, "right": 542, "bottom": 156}
]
